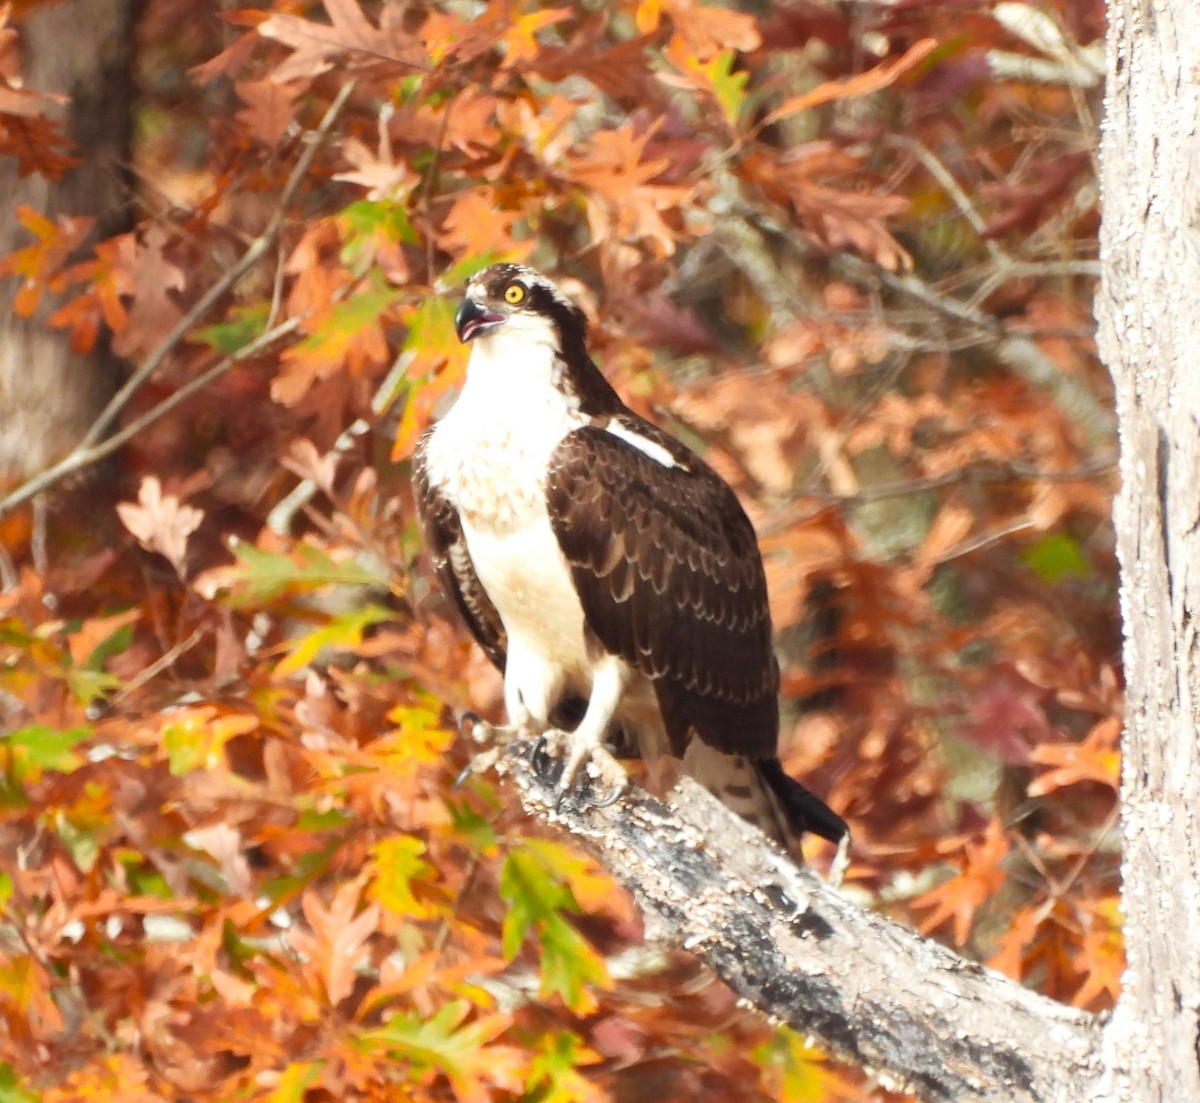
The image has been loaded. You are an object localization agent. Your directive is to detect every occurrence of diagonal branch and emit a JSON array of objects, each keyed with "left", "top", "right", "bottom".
[
  {"left": 487, "top": 731, "right": 1101, "bottom": 1103},
  {"left": 0, "top": 79, "right": 357, "bottom": 522}
]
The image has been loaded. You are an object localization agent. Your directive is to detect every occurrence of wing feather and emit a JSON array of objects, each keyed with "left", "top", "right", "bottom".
[
  {"left": 546, "top": 417, "right": 778, "bottom": 759},
  {"left": 412, "top": 429, "right": 508, "bottom": 671}
]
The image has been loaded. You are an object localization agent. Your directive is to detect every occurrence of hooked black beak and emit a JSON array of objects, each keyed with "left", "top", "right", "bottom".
[{"left": 455, "top": 297, "right": 505, "bottom": 343}]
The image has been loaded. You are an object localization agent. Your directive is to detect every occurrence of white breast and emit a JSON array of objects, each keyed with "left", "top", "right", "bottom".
[{"left": 423, "top": 322, "right": 593, "bottom": 721}]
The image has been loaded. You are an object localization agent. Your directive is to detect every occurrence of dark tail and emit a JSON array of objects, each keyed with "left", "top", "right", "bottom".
[{"left": 757, "top": 758, "right": 848, "bottom": 845}]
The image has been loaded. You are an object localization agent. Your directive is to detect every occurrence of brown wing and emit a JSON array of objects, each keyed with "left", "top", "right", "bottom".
[
  {"left": 412, "top": 429, "right": 507, "bottom": 671},
  {"left": 546, "top": 417, "right": 778, "bottom": 759}
]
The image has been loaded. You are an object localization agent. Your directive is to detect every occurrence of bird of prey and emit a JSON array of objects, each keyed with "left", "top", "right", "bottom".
[{"left": 412, "top": 263, "right": 847, "bottom": 854}]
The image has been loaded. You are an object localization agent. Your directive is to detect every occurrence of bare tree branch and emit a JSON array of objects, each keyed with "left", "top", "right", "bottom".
[
  {"left": 0, "top": 79, "right": 357, "bottom": 522},
  {"left": 485, "top": 731, "right": 1102, "bottom": 1103}
]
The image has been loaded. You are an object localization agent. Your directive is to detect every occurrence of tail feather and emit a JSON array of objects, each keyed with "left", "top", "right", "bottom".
[
  {"left": 682, "top": 741, "right": 848, "bottom": 854},
  {"left": 755, "top": 757, "right": 848, "bottom": 845}
]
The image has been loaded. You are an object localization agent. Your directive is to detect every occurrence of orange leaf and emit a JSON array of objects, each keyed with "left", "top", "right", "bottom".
[
  {"left": 290, "top": 875, "right": 381, "bottom": 1007},
  {"left": 762, "top": 38, "right": 939, "bottom": 127},
  {"left": 1028, "top": 717, "right": 1120, "bottom": 796},
  {"left": 913, "top": 819, "right": 1009, "bottom": 946}
]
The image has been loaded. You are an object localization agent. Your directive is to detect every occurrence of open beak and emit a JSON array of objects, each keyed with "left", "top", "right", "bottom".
[{"left": 455, "top": 297, "right": 505, "bottom": 343}]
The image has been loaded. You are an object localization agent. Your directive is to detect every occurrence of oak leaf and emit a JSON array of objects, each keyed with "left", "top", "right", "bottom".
[
  {"left": 913, "top": 819, "right": 1009, "bottom": 946},
  {"left": 117, "top": 476, "right": 204, "bottom": 577},
  {"left": 290, "top": 875, "right": 381, "bottom": 1007}
]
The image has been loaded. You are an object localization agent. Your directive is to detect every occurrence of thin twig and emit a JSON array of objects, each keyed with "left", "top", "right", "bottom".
[
  {"left": 111, "top": 623, "right": 209, "bottom": 704},
  {"left": 762, "top": 458, "right": 1115, "bottom": 534},
  {"left": 82, "top": 80, "right": 356, "bottom": 451},
  {"left": 0, "top": 320, "right": 298, "bottom": 519},
  {"left": 0, "top": 80, "right": 357, "bottom": 522}
]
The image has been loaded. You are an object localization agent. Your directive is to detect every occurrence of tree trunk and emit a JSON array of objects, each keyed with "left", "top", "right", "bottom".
[
  {"left": 1094, "top": 0, "right": 1199, "bottom": 1098},
  {"left": 0, "top": 0, "right": 134, "bottom": 486}
]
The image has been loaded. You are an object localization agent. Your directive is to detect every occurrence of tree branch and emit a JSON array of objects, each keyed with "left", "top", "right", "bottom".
[
  {"left": 486, "top": 731, "right": 1102, "bottom": 1103},
  {"left": 0, "top": 79, "right": 356, "bottom": 522}
]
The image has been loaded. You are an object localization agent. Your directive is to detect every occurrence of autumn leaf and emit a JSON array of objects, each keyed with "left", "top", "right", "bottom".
[
  {"left": 273, "top": 603, "right": 393, "bottom": 678},
  {"left": 525, "top": 1031, "right": 604, "bottom": 1103},
  {"left": 257, "top": 0, "right": 426, "bottom": 83},
  {"left": 234, "top": 77, "right": 302, "bottom": 146},
  {"left": 657, "top": 0, "right": 760, "bottom": 60},
  {"left": 0, "top": 110, "right": 78, "bottom": 178},
  {"left": 110, "top": 225, "right": 187, "bottom": 359},
  {"left": 273, "top": 286, "right": 401, "bottom": 405},
  {"left": 117, "top": 476, "right": 204, "bottom": 577},
  {"left": 161, "top": 705, "right": 258, "bottom": 775},
  {"left": 290, "top": 875, "right": 380, "bottom": 1007},
  {"left": 661, "top": 44, "right": 749, "bottom": 127},
  {"left": 1028, "top": 718, "right": 1120, "bottom": 796},
  {"left": 390, "top": 295, "right": 470, "bottom": 460},
  {"left": 501, "top": 6, "right": 571, "bottom": 66},
  {"left": 761, "top": 38, "right": 940, "bottom": 128},
  {"left": 439, "top": 188, "right": 534, "bottom": 263},
  {"left": 0, "top": 205, "right": 92, "bottom": 316},
  {"left": 913, "top": 819, "right": 1010, "bottom": 946},
  {"left": 370, "top": 835, "right": 436, "bottom": 919}
]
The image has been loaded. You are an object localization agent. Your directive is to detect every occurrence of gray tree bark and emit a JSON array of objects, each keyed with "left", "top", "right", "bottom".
[
  {"left": 1095, "top": 1, "right": 1200, "bottom": 1099},
  {"left": 0, "top": 0, "right": 134, "bottom": 484},
  {"left": 487, "top": 733, "right": 1102, "bottom": 1102}
]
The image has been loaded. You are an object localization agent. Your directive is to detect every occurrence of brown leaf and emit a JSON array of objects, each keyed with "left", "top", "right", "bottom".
[
  {"left": 290, "top": 875, "right": 381, "bottom": 1006},
  {"left": 258, "top": 0, "right": 426, "bottom": 82},
  {"left": 117, "top": 476, "right": 205, "bottom": 576}
]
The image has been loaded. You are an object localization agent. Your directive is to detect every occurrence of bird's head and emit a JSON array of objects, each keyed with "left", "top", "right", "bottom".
[{"left": 454, "top": 264, "right": 588, "bottom": 352}]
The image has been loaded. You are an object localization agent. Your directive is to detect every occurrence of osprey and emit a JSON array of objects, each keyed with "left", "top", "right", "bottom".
[{"left": 413, "top": 263, "right": 847, "bottom": 853}]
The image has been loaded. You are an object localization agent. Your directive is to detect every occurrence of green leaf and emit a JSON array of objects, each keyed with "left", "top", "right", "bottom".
[
  {"left": 204, "top": 539, "right": 388, "bottom": 607},
  {"left": 752, "top": 1027, "right": 843, "bottom": 1102},
  {"left": 274, "top": 603, "right": 392, "bottom": 678},
  {"left": 296, "top": 807, "right": 354, "bottom": 832},
  {"left": 65, "top": 667, "right": 123, "bottom": 706},
  {"left": 0, "top": 1061, "right": 39, "bottom": 1103},
  {"left": 340, "top": 199, "right": 418, "bottom": 249},
  {"left": 707, "top": 50, "right": 750, "bottom": 126},
  {"left": 193, "top": 302, "right": 272, "bottom": 354},
  {"left": 525, "top": 1031, "right": 600, "bottom": 1103},
  {"left": 446, "top": 796, "right": 498, "bottom": 852},
  {"left": 3, "top": 724, "right": 90, "bottom": 772},
  {"left": 358, "top": 999, "right": 514, "bottom": 1100},
  {"left": 260, "top": 842, "right": 340, "bottom": 903},
  {"left": 371, "top": 835, "right": 435, "bottom": 918},
  {"left": 1021, "top": 532, "right": 1091, "bottom": 584},
  {"left": 440, "top": 252, "right": 506, "bottom": 288},
  {"left": 500, "top": 845, "right": 608, "bottom": 1011}
]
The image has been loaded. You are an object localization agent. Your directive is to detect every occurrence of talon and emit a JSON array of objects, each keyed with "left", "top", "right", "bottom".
[
  {"left": 590, "top": 779, "right": 626, "bottom": 809},
  {"left": 530, "top": 735, "right": 565, "bottom": 786},
  {"left": 827, "top": 832, "right": 851, "bottom": 889},
  {"left": 453, "top": 746, "right": 500, "bottom": 787},
  {"left": 459, "top": 710, "right": 482, "bottom": 732}
]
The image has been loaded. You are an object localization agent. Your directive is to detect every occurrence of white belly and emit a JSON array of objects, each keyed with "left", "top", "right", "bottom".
[{"left": 462, "top": 509, "right": 592, "bottom": 717}]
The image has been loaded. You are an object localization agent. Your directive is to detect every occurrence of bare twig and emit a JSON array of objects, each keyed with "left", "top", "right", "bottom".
[
  {"left": 763, "top": 458, "right": 1115, "bottom": 534},
  {"left": 0, "top": 319, "right": 298, "bottom": 519},
  {"left": 0, "top": 80, "right": 357, "bottom": 522}
]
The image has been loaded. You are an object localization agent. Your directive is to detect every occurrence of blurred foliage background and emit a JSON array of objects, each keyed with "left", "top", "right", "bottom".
[{"left": 0, "top": 1, "right": 1117, "bottom": 1099}]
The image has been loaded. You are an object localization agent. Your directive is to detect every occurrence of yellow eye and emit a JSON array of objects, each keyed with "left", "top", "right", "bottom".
[{"left": 503, "top": 282, "right": 526, "bottom": 305}]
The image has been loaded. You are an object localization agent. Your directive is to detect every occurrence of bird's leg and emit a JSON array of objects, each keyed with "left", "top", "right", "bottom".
[{"left": 551, "top": 656, "right": 629, "bottom": 807}]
